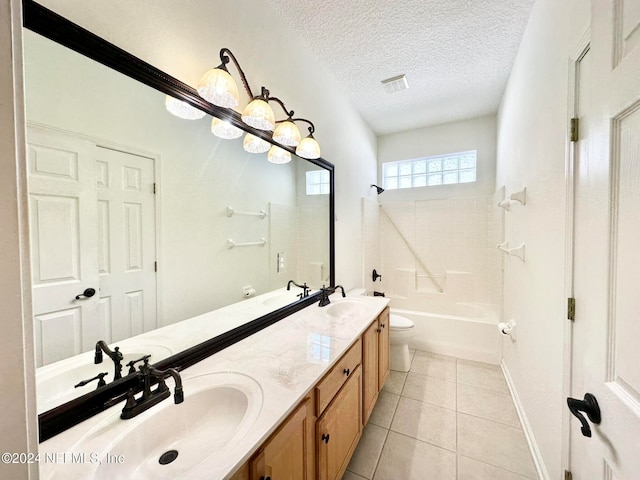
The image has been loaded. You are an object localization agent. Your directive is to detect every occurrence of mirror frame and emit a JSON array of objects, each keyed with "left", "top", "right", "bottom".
[{"left": 23, "top": 0, "right": 335, "bottom": 442}]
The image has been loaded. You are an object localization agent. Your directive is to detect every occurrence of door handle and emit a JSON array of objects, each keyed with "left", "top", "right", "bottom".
[
  {"left": 75, "top": 288, "right": 96, "bottom": 300},
  {"left": 567, "top": 393, "right": 601, "bottom": 437}
]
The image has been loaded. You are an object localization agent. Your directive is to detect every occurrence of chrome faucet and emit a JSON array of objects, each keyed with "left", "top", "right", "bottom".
[
  {"left": 94, "top": 340, "right": 124, "bottom": 380},
  {"left": 120, "top": 358, "right": 184, "bottom": 420},
  {"left": 287, "top": 279, "right": 310, "bottom": 298}
]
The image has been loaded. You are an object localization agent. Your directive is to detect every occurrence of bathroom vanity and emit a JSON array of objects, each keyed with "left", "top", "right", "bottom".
[{"left": 39, "top": 294, "right": 390, "bottom": 479}]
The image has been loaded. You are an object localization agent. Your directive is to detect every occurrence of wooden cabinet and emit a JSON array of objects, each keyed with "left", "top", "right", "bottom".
[
  {"left": 378, "top": 307, "right": 390, "bottom": 389},
  {"left": 362, "top": 320, "right": 379, "bottom": 425},
  {"left": 362, "top": 307, "right": 391, "bottom": 425},
  {"left": 250, "top": 397, "right": 315, "bottom": 480},
  {"left": 316, "top": 366, "right": 362, "bottom": 480}
]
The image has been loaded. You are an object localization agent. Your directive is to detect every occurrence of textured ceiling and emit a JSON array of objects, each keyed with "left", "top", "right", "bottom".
[{"left": 266, "top": 0, "right": 535, "bottom": 135}]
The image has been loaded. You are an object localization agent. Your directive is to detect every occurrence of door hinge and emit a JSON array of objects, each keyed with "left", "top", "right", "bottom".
[
  {"left": 153, "top": 183, "right": 157, "bottom": 194},
  {"left": 570, "top": 117, "right": 579, "bottom": 142},
  {"left": 565, "top": 470, "right": 573, "bottom": 480},
  {"left": 567, "top": 297, "right": 576, "bottom": 321},
  {"left": 154, "top": 261, "right": 158, "bottom": 272}
]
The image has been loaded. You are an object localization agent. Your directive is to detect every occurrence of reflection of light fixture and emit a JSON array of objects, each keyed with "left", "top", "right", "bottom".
[
  {"left": 267, "top": 145, "right": 291, "bottom": 164},
  {"left": 370, "top": 184, "right": 385, "bottom": 194},
  {"left": 164, "top": 95, "right": 206, "bottom": 120},
  {"left": 211, "top": 116, "right": 243, "bottom": 139},
  {"left": 171, "top": 47, "right": 322, "bottom": 160},
  {"left": 243, "top": 133, "right": 270, "bottom": 153}
]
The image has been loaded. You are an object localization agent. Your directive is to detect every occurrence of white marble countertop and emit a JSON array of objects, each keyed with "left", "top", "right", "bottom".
[{"left": 39, "top": 292, "right": 389, "bottom": 480}]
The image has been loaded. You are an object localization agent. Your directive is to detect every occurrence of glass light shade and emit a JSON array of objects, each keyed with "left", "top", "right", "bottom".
[
  {"left": 241, "top": 99, "right": 275, "bottom": 130},
  {"left": 196, "top": 68, "right": 239, "bottom": 108},
  {"left": 267, "top": 146, "right": 292, "bottom": 164},
  {"left": 272, "top": 120, "right": 301, "bottom": 146},
  {"left": 165, "top": 95, "right": 206, "bottom": 120},
  {"left": 211, "top": 117, "right": 243, "bottom": 139},
  {"left": 243, "top": 133, "right": 271, "bottom": 154},
  {"left": 295, "top": 136, "right": 321, "bottom": 159}
]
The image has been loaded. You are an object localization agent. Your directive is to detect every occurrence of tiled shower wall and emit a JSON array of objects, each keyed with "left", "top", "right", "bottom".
[{"left": 365, "top": 193, "right": 503, "bottom": 312}]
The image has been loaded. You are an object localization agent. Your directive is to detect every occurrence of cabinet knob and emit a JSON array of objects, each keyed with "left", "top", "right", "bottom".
[
  {"left": 322, "top": 433, "right": 330, "bottom": 444},
  {"left": 376, "top": 328, "right": 381, "bottom": 333},
  {"left": 259, "top": 477, "right": 271, "bottom": 480},
  {"left": 381, "top": 323, "right": 385, "bottom": 328},
  {"left": 343, "top": 368, "right": 350, "bottom": 376}
]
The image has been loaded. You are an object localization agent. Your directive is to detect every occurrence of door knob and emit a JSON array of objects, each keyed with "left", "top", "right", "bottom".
[
  {"left": 75, "top": 288, "right": 96, "bottom": 300},
  {"left": 567, "top": 393, "right": 601, "bottom": 437}
]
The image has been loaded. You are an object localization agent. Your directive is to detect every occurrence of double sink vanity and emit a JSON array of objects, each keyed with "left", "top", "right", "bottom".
[{"left": 39, "top": 292, "right": 390, "bottom": 480}]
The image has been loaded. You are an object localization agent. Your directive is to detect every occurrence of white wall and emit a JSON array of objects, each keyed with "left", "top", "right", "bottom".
[
  {"left": 2, "top": 0, "right": 377, "bottom": 464},
  {"left": 0, "top": 1, "right": 38, "bottom": 477},
  {"left": 496, "top": 0, "right": 589, "bottom": 477},
  {"left": 377, "top": 115, "right": 497, "bottom": 201}
]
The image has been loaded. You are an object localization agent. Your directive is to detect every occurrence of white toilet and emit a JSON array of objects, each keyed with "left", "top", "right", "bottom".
[{"left": 389, "top": 314, "right": 415, "bottom": 372}]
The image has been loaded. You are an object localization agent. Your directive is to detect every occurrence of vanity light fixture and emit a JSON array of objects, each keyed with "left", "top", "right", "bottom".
[
  {"left": 170, "top": 47, "right": 322, "bottom": 159},
  {"left": 243, "top": 133, "right": 271, "bottom": 154},
  {"left": 164, "top": 95, "right": 206, "bottom": 120},
  {"left": 211, "top": 116, "right": 243, "bottom": 139},
  {"left": 267, "top": 145, "right": 292, "bottom": 164}
]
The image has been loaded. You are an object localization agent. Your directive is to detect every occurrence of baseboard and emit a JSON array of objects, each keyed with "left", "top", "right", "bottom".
[{"left": 501, "top": 359, "right": 550, "bottom": 480}]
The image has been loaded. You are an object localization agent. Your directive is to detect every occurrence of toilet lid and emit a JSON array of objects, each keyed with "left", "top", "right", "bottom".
[{"left": 390, "top": 314, "right": 414, "bottom": 330}]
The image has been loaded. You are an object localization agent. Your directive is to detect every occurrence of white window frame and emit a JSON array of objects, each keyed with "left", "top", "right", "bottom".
[
  {"left": 305, "top": 169, "right": 330, "bottom": 195},
  {"left": 382, "top": 150, "right": 477, "bottom": 190}
]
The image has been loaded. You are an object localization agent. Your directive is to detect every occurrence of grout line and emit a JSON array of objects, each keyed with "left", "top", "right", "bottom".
[
  {"left": 370, "top": 425, "right": 389, "bottom": 480},
  {"left": 457, "top": 454, "right": 533, "bottom": 479}
]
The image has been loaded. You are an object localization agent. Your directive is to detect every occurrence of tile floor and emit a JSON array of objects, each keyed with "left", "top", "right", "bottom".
[{"left": 343, "top": 350, "right": 538, "bottom": 480}]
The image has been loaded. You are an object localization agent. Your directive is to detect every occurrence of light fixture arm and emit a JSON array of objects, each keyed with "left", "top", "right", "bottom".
[
  {"left": 291, "top": 117, "right": 316, "bottom": 135},
  {"left": 218, "top": 47, "right": 255, "bottom": 100},
  {"left": 269, "top": 95, "right": 295, "bottom": 119}
]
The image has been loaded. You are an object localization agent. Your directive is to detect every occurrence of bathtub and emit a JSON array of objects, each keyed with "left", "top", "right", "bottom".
[{"left": 391, "top": 302, "right": 501, "bottom": 364}]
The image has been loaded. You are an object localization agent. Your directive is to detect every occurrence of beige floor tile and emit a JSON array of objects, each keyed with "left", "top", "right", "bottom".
[
  {"left": 368, "top": 390, "right": 400, "bottom": 429},
  {"left": 382, "top": 370, "right": 407, "bottom": 395},
  {"left": 457, "top": 455, "right": 534, "bottom": 480},
  {"left": 457, "top": 383, "right": 521, "bottom": 427},
  {"left": 457, "top": 413, "right": 537, "bottom": 478},
  {"left": 410, "top": 351, "right": 457, "bottom": 382},
  {"left": 347, "top": 423, "right": 388, "bottom": 479},
  {"left": 373, "top": 431, "right": 456, "bottom": 480},
  {"left": 402, "top": 372, "right": 456, "bottom": 410},
  {"left": 342, "top": 470, "right": 368, "bottom": 480},
  {"left": 390, "top": 397, "right": 456, "bottom": 451},
  {"left": 457, "top": 359, "right": 509, "bottom": 394}
]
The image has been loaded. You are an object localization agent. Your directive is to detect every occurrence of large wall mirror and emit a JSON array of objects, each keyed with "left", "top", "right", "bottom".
[{"left": 23, "top": 0, "right": 334, "bottom": 440}]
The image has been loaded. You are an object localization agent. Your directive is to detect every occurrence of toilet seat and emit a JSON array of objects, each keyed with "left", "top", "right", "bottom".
[{"left": 390, "top": 314, "right": 414, "bottom": 330}]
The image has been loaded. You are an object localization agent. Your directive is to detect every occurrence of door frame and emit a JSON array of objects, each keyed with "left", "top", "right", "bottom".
[
  {"left": 562, "top": 28, "right": 591, "bottom": 477},
  {"left": 26, "top": 120, "right": 163, "bottom": 330}
]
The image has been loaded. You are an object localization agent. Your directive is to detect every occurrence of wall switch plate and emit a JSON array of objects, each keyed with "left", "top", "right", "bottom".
[{"left": 277, "top": 252, "right": 286, "bottom": 273}]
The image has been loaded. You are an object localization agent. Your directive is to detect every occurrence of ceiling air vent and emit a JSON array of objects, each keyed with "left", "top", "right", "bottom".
[{"left": 381, "top": 74, "right": 409, "bottom": 93}]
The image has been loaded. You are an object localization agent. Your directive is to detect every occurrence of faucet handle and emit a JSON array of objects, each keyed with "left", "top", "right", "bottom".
[
  {"left": 126, "top": 354, "right": 152, "bottom": 374},
  {"left": 74, "top": 372, "right": 109, "bottom": 389}
]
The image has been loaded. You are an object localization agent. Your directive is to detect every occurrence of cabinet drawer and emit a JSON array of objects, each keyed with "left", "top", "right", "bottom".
[{"left": 315, "top": 339, "right": 362, "bottom": 416}]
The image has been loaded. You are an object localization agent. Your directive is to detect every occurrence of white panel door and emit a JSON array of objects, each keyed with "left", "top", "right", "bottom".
[
  {"left": 95, "top": 146, "right": 157, "bottom": 341},
  {"left": 27, "top": 126, "right": 98, "bottom": 366},
  {"left": 570, "top": 1, "right": 640, "bottom": 478}
]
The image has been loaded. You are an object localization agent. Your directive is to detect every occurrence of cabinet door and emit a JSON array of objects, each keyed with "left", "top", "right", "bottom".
[
  {"left": 377, "top": 307, "right": 390, "bottom": 390},
  {"left": 362, "top": 320, "right": 379, "bottom": 425},
  {"left": 251, "top": 398, "right": 312, "bottom": 480},
  {"left": 317, "top": 366, "right": 362, "bottom": 480}
]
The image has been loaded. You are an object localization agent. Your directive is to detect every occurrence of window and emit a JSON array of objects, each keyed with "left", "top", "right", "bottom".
[
  {"left": 382, "top": 150, "right": 477, "bottom": 190},
  {"left": 306, "top": 169, "right": 330, "bottom": 195}
]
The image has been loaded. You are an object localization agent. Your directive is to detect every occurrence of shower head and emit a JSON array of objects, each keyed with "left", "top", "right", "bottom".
[{"left": 371, "top": 184, "right": 384, "bottom": 194}]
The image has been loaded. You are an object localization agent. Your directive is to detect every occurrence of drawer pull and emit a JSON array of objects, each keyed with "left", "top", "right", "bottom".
[
  {"left": 343, "top": 368, "right": 350, "bottom": 376},
  {"left": 322, "top": 433, "right": 330, "bottom": 444}
]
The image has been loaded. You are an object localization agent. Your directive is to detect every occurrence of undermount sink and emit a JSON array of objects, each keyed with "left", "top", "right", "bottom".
[
  {"left": 89, "top": 372, "right": 263, "bottom": 479},
  {"left": 37, "top": 344, "right": 173, "bottom": 413},
  {"left": 324, "top": 299, "right": 369, "bottom": 319},
  {"left": 261, "top": 292, "right": 301, "bottom": 307}
]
